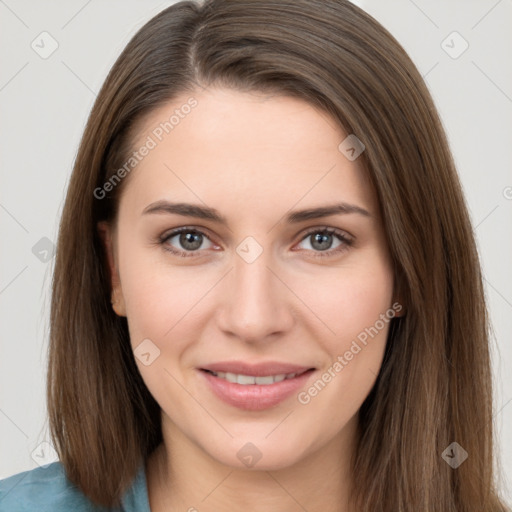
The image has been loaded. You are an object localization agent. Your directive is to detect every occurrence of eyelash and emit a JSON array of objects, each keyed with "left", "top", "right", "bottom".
[{"left": 158, "top": 226, "right": 354, "bottom": 259}]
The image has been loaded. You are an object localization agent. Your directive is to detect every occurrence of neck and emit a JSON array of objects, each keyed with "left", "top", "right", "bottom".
[{"left": 146, "top": 413, "right": 359, "bottom": 512}]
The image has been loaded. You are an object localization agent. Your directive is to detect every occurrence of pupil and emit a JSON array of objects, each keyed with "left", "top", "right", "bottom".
[
  {"left": 312, "top": 232, "right": 332, "bottom": 251},
  {"left": 180, "top": 232, "right": 202, "bottom": 250}
]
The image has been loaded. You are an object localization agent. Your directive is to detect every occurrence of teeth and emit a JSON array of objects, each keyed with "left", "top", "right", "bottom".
[
  {"left": 209, "top": 370, "right": 301, "bottom": 385},
  {"left": 237, "top": 374, "right": 255, "bottom": 385}
]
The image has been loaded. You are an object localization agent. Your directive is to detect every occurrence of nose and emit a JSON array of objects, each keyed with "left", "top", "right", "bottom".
[{"left": 216, "top": 248, "right": 294, "bottom": 343}]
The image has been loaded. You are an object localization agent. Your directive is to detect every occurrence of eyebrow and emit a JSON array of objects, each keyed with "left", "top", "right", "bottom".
[{"left": 142, "top": 200, "right": 371, "bottom": 224}]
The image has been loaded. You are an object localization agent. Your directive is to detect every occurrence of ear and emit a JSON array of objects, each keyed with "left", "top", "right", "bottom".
[
  {"left": 391, "top": 298, "right": 406, "bottom": 318},
  {"left": 392, "top": 270, "right": 406, "bottom": 318},
  {"left": 97, "top": 221, "right": 127, "bottom": 317}
]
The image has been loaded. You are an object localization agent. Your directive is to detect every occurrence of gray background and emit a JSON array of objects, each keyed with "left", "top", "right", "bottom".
[{"left": 1, "top": 0, "right": 510, "bottom": 501}]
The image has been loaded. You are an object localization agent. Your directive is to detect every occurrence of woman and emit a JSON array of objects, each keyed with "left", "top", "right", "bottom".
[{"left": 0, "top": 0, "right": 509, "bottom": 511}]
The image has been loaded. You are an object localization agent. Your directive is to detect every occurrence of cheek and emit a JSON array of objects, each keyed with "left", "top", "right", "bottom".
[
  {"left": 295, "top": 257, "right": 394, "bottom": 345},
  {"left": 121, "top": 265, "right": 203, "bottom": 347},
  {"left": 292, "top": 251, "right": 394, "bottom": 403},
  {"left": 116, "top": 235, "right": 178, "bottom": 344},
  {"left": 119, "top": 232, "right": 394, "bottom": 347}
]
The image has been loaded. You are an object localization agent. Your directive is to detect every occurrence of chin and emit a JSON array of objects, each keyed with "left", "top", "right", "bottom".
[{"left": 203, "top": 433, "right": 315, "bottom": 472}]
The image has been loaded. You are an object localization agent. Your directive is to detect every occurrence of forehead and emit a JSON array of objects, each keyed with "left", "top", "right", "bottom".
[{"left": 120, "top": 87, "right": 377, "bottom": 221}]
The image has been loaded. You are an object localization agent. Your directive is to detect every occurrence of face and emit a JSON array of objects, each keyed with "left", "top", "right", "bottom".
[{"left": 99, "top": 87, "right": 400, "bottom": 471}]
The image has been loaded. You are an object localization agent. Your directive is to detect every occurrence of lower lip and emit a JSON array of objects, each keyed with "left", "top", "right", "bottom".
[{"left": 198, "top": 369, "right": 315, "bottom": 410}]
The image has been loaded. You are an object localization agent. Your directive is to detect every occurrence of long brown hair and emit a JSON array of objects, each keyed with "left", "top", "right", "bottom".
[{"left": 47, "top": 0, "right": 510, "bottom": 510}]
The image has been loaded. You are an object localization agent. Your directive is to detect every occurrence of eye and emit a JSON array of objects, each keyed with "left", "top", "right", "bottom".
[
  {"left": 159, "top": 227, "right": 217, "bottom": 257},
  {"left": 158, "top": 226, "right": 353, "bottom": 259},
  {"left": 294, "top": 227, "right": 353, "bottom": 258}
]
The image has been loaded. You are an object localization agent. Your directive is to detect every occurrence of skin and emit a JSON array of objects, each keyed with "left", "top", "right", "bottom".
[{"left": 98, "top": 87, "right": 402, "bottom": 512}]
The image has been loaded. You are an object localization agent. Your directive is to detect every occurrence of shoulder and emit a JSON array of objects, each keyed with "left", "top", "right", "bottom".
[{"left": 0, "top": 462, "right": 110, "bottom": 512}]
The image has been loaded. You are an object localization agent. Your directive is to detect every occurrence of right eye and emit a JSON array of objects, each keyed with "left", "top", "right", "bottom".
[{"left": 159, "top": 227, "right": 219, "bottom": 257}]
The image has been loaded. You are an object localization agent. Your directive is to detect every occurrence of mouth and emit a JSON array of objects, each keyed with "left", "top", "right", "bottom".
[
  {"left": 200, "top": 368, "right": 313, "bottom": 385},
  {"left": 198, "top": 364, "right": 316, "bottom": 410}
]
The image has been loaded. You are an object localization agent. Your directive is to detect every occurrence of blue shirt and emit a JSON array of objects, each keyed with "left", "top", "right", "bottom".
[{"left": 0, "top": 461, "right": 151, "bottom": 511}]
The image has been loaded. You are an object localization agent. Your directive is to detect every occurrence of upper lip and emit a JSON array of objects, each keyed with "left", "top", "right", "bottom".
[{"left": 200, "top": 361, "right": 315, "bottom": 377}]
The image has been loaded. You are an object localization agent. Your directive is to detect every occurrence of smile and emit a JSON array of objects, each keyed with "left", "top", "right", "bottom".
[
  {"left": 199, "top": 368, "right": 316, "bottom": 410},
  {"left": 203, "top": 369, "right": 309, "bottom": 385}
]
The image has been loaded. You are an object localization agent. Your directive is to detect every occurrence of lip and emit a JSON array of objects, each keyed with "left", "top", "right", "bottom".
[
  {"left": 200, "top": 360, "right": 314, "bottom": 377},
  {"left": 198, "top": 362, "right": 316, "bottom": 411}
]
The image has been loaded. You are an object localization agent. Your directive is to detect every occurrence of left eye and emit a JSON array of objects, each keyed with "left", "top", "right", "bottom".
[{"left": 295, "top": 228, "right": 352, "bottom": 255}]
